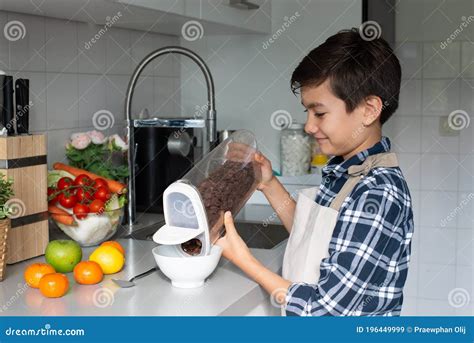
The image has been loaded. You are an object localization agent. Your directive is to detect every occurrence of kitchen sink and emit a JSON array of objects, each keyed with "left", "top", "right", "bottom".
[{"left": 123, "top": 219, "right": 288, "bottom": 249}]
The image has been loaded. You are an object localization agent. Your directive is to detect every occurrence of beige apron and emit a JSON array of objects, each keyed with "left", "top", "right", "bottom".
[{"left": 281, "top": 152, "right": 399, "bottom": 315}]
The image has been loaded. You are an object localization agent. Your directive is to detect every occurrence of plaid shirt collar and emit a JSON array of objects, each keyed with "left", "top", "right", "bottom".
[{"left": 322, "top": 136, "right": 391, "bottom": 179}]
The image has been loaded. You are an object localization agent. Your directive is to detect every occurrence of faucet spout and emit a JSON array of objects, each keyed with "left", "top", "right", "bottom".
[{"left": 125, "top": 46, "right": 216, "bottom": 228}]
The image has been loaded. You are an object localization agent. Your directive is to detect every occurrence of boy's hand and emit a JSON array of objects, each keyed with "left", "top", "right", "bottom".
[
  {"left": 215, "top": 211, "right": 252, "bottom": 267},
  {"left": 254, "top": 152, "right": 274, "bottom": 191}
]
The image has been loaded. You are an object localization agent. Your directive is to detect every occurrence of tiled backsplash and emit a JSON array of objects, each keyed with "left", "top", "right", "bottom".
[
  {"left": 0, "top": 11, "right": 181, "bottom": 167},
  {"left": 389, "top": 0, "right": 473, "bottom": 316}
]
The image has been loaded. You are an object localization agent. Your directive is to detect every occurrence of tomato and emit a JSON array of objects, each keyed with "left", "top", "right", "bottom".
[
  {"left": 73, "top": 174, "right": 93, "bottom": 187},
  {"left": 73, "top": 203, "right": 90, "bottom": 220},
  {"left": 93, "top": 178, "right": 108, "bottom": 190},
  {"left": 94, "top": 187, "right": 111, "bottom": 202},
  {"left": 47, "top": 187, "right": 59, "bottom": 205},
  {"left": 57, "top": 177, "right": 73, "bottom": 190},
  {"left": 76, "top": 187, "right": 94, "bottom": 203},
  {"left": 89, "top": 199, "right": 105, "bottom": 214},
  {"left": 58, "top": 192, "right": 77, "bottom": 209}
]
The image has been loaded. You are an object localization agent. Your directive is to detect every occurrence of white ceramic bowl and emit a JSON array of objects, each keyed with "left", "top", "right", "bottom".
[{"left": 152, "top": 245, "right": 222, "bottom": 288}]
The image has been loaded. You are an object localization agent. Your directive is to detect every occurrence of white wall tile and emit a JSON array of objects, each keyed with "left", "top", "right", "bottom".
[
  {"left": 152, "top": 34, "right": 180, "bottom": 78},
  {"left": 461, "top": 42, "right": 474, "bottom": 78},
  {"left": 455, "top": 266, "right": 473, "bottom": 308},
  {"left": 418, "top": 264, "right": 456, "bottom": 301},
  {"left": 456, "top": 192, "right": 474, "bottom": 230},
  {"left": 17, "top": 71, "right": 47, "bottom": 132},
  {"left": 45, "top": 18, "right": 77, "bottom": 73},
  {"left": 106, "top": 28, "right": 131, "bottom": 75},
  {"left": 46, "top": 129, "right": 75, "bottom": 168},
  {"left": 78, "top": 75, "right": 107, "bottom": 128},
  {"left": 154, "top": 76, "right": 180, "bottom": 117},
  {"left": 46, "top": 73, "right": 78, "bottom": 130},
  {"left": 105, "top": 74, "right": 128, "bottom": 122},
  {"left": 458, "top": 154, "right": 473, "bottom": 191},
  {"left": 0, "top": 12, "right": 10, "bottom": 70},
  {"left": 456, "top": 229, "right": 473, "bottom": 267},
  {"left": 396, "top": 41, "right": 423, "bottom": 79},
  {"left": 77, "top": 22, "right": 106, "bottom": 74},
  {"left": 423, "top": 42, "right": 460, "bottom": 78},
  {"left": 131, "top": 76, "right": 154, "bottom": 117},
  {"left": 411, "top": 190, "right": 421, "bottom": 227},
  {"left": 459, "top": 114, "right": 473, "bottom": 154},
  {"left": 420, "top": 153, "right": 459, "bottom": 191},
  {"left": 419, "top": 191, "right": 458, "bottom": 228},
  {"left": 421, "top": 116, "right": 460, "bottom": 154},
  {"left": 419, "top": 226, "right": 456, "bottom": 265},
  {"left": 8, "top": 13, "right": 45, "bottom": 72},
  {"left": 422, "top": 79, "right": 460, "bottom": 116},
  {"left": 397, "top": 153, "right": 421, "bottom": 191},
  {"left": 416, "top": 299, "right": 455, "bottom": 316},
  {"left": 398, "top": 79, "right": 422, "bottom": 115},
  {"left": 388, "top": 116, "right": 421, "bottom": 153},
  {"left": 404, "top": 254, "right": 418, "bottom": 297},
  {"left": 460, "top": 79, "right": 474, "bottom": 114},
  {"left": 400, "top": 296, "right": 417, "bottom": 316}
]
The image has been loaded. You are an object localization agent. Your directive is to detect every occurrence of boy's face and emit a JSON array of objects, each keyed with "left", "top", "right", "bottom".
[{"left": 302, "top": 80, "right": 374, "bottom": 158}]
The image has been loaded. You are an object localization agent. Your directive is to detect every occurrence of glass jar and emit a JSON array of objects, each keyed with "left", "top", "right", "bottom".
[{"left": 280, "top": 123, "right": 311, "bottom": 176}]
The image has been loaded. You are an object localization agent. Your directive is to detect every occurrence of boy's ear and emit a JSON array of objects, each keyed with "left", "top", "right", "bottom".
[{"left": 362, "top": 95, "right": 383, "bottom": 126}]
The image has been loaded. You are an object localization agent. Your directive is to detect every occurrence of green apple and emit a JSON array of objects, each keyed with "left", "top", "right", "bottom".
[{"left": 45, "top": 240, "right": 82, "bottom": 273}]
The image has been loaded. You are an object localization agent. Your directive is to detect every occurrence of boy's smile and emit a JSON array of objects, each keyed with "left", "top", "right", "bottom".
[{"left": 301, "top": 79, "right": 382, "bottom": 160}]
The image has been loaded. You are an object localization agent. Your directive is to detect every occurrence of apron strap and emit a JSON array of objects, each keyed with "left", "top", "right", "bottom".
[{"left": 329, "top": 152, "right": 399, "bottom": 211}]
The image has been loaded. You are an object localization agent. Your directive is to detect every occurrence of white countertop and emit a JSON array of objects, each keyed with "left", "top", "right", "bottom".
[{"left": 0, "top": 238, "right": 286, "bottom": 316}]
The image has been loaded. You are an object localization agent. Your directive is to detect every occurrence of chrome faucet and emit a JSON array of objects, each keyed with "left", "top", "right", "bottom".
[{"left": 124, "top": 46, "right": 216, "bottom": 229}]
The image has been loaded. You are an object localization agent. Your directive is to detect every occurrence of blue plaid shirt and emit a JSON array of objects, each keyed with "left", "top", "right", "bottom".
[{"left": 285, "top": 137, "right": 414, "bottom": 316}]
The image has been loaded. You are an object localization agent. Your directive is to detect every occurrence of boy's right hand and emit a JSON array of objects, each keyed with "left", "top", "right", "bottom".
[{"left": 254, "top": 152, "right": 274, "bottom": 191}]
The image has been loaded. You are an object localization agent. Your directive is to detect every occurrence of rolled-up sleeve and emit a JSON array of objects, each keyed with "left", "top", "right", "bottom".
[{"left": 285, "top": 184, "right": 412, "bottom": 316}]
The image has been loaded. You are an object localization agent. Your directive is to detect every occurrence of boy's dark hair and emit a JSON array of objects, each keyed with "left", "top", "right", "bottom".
[{"left": 291, "top": 28, "right": 401, "bottom": 125}]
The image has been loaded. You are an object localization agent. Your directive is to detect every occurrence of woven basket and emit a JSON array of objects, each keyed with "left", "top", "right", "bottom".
[{"left": 0, "top": 218, "right": 10, "bottom": 281}]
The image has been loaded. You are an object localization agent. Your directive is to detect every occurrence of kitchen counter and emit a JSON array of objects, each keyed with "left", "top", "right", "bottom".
[{"left": 0, "top": 238, "right": 286, "bottom": 316}]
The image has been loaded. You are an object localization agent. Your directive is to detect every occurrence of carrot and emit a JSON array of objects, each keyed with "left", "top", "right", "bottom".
[
  {"left": 48, "top": 205, "right": 75, "bottom": 226},
  {"left": 53, "top": 163, "right": 127, "bottom": 194}
]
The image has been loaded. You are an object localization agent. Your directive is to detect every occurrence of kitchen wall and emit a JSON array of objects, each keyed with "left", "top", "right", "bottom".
[
  {"left": 180, "top": 0, "right": 363, "bottom": 168},
  {"left": 385, "top": 0, "right": 473, "bottom": 315},
  {"left": 0, "top": 10, "right": 181, "bottom": 167}
]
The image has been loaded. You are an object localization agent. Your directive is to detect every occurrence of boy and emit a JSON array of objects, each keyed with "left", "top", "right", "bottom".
[{"left": 216, "top": 28, "right": 414, "bottom": 316}]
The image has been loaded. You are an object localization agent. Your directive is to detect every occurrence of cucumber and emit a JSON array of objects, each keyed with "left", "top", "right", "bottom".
[{"left": 48, "top": 170, "right": 75, "bottom": 188}]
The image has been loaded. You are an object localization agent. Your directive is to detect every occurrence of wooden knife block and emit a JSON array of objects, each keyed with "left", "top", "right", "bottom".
[{"left": 0, "top": 135, "right": 49, "bottom": 264}]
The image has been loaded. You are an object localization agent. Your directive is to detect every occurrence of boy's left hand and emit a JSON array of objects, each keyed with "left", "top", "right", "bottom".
[{"left": 216, "top": 211, "right": 252, "bottom": 267}]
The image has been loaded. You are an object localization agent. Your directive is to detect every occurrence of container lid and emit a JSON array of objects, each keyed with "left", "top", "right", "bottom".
[
  {"left": 287, "top": 123, "right": 304, "bottom": 130},
  {"left": 153, "top": 224, "right": 204, "bottom": 245}
]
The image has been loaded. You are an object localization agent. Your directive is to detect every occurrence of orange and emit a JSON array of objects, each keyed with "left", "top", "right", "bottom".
[
  {"left": 24, "top": 263, "right": 56, "bottom": 288},
  {"left": 100, "top": 241, "right": 125, "bottom": 256},
  {"left": 89, "top": 245, "right": 124, "bottom": 274},
  {"left": 73, "top": 261, "right": 103, "bottom": 285},
  {"left": 39, "top": 273, "right": 69, "bottom": 298}
]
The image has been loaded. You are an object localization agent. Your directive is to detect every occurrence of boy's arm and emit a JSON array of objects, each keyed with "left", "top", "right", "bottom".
[{"left": 260, "top": 176, "right": 296, "bottom": 233}]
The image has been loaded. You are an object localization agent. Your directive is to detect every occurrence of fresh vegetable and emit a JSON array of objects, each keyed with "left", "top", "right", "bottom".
[
  {"left": 48, "top": 187, "right": 59, "bottom": 205},
  {"left": 94, "top": 186, "right": 111, "bottom": 202},
  {"left": 48, "top": 205, "right": 75, "bottom": 225},
  {"left": 53, "top": 163, "right": 127, "bottom": 194},
  {"left": 57, "top": 177, "right": 74, "bottom": 191},
  {"left": 73, "top": 203, "right": 90, "bottom": 220},
  {"left": 73, "top": 174, "right": 93, "bottom": 187},
  {"left": 89, "top": 199, "right": 105, "bottom": 214},
  {"left": 93, "top": 178, "right": 108, "bottom": 189},
  {"left": 58, "top": 192, "right": 77, "bottom": 209},
  {"left": 75, "top": 188, "right": 94, "bottom": 203},
  {"left": 47, "top": 170, "right": 75, "bottom": 188}
]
